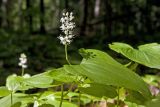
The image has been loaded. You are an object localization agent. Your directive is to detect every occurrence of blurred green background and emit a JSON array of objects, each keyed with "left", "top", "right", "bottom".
[{"left": 0, "top": 0, "right": 160, "bottom": 85}]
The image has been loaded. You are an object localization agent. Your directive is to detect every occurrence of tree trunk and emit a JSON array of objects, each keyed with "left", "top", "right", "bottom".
[
  {"left": 6, "top": 0, "right": 14, "bottom": 29},
  {"left": 18, "top": 0, "right": 23, "bottom": 30},
  {"left": 104, "top": 0, "right": 112, "bottom": 38},
  {"left": 65, "top": 0, "right": 68, "bottom": 10},
  {"left": 26, "top": 0, "right": 33, "bottom": 33},
  {"left": 94, "top": 0, "right": 100, "bottom": 17},
  {"left": 146, "top": 0, "right": 153, "bottom": 34},
  {"left": 40, "top": 0, "right": 45, "bottom": 33},
  {"left": 80, "top": 0, "right": 88, "bottom": 36},
  {"left": 1, "top": 0, "right": 7, "bottom": 28},
  {"left": 0, "top": 0, "right": 2, "bottom": 27}
]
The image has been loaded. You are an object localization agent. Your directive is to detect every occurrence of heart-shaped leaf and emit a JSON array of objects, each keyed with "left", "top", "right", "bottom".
[
  {"left": 109, "top": 42, "right": 160, "bottom": 69},
  {"left": 64, "top": 49, "right": 152, "bottom": 100}
]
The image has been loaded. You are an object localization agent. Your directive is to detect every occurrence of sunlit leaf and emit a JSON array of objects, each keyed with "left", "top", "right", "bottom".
[
  {"left": 0, "top": 86, "right": 11, "bottom": 97},
  {"left": 48, "top": 68, "right": 77, "bottom": 83},
  {"left": 79, "top": 83, "right": 117, "bottom": 98},
  {"left": 109, "top": 42, "right": 160, "bottom": 69},
  {"left": 0, "top": 93, "right": 32, "bottom": 107},
  {"left": 64, "top": 49, "right": 152, "bottom": 100},
  {"left": 24, "top": 72, "right": 53, "bottom": 88},
  {"left": 6, "top": 74, "right": 23, "bottom": 92}
]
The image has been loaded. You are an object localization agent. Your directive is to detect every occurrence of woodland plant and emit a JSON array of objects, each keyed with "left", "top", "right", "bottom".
[
  {"left": 0, "top": 11, "right": 160, "bottom": 107},
  {"left": 58, "top": 11, "right": 76, "bottom": 107},
  {"left": 18, "top": 53, "right": 27, "bottom": 76}
]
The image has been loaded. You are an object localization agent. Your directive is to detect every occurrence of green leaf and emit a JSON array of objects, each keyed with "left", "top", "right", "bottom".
[
  {"left": 48, "top": 68, "right": 77, "bottom": 83},
  {"left": 11, "top": 102, "right": 21, "bottom": 107},
  {"left": 145, "top": 95, "right": 160, "bottom": 107},
  {"left": 125, "top": 90, "right": 148, "bottom": 105},
  {"left": 39, "top": 104, "right": 55, "bottom": 107},
  {"left": 46, "top": 100, "right": 78, "bottom": 107},
  {"left": 67, "top": 92, "right": 93, "bottom": 105},
  {"left": 64, "top": 49, "right": 152, "bottom": 100},
  {"left": 6, "top": 74, "right": 23, "bottom": 92},
  {"left": 125, "top": 101, "right": 144, "bottom": 107},
  {"left": 24, "top": 72, "right": 53, "bottom": 88},
  {"left": 0, "top": 86, "right": 11, "bottom": 97},
  {"left": 109, "top": 42, "right": 160, "bottom": 69},
  {"left": 38, "top": 91, "right": 78, "bottom": 107},
  {"left": 5, "top": 72, "right": 54, "bottom": 92},
  {"left": 39, "top": 91, "right": 55, "bottom": 101},
  {"left": 79, "top": 83, "right": 117, "bottom": 98},
  {"left": 6, "top": 74, "right": 35, "bottom": 91},
  {"left": 0, "top": 93, "right": 31, "bottom": 107},
  {"left": 142, "top": 75, "right": 160, "bottom": 87}
]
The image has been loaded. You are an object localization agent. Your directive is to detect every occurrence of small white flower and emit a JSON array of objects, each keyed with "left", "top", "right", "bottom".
[
  {"left": 19, "top": 53, "right": 27, "bottom": 69},
  {"left": 60, "top": 18, "right": 65, "bottom": 23},
  {"left": 66, "top": 12, "right": 69, "bottom": 16},
  {"left": 58, "top": 11, "right": 76, "bottom": 45}
]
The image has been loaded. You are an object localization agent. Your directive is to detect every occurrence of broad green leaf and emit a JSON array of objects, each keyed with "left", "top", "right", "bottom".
[
  {"left": 24, "top": 72, "right": 53, "bottom": 88},
  {"left": 64, "top": 49, "right": 152, "bottom": 100},
  {"left": 11, "top": 102, "right": 21, "bottom": 107},
  {"left": 48, "top": 68, "right": 77, "bottom": 83},
  {"left": 109, "top": 42, "right": 160, "bottom": 69},
  {"left": 46, "top": 100, "right": 78, "bottom": 107},
  {"left": 0, "top": 93, "right": 31, "bottom": 107},
  {"left": 79, "top": 83, "right": 117, "bottom": 98},
  {"left": 145, "top": 95, "right": 160, "bottom": 107},
  {"left": 6, "top": 74, "right": 35, "bottom": 91},
  {"left": 39, "top": 91, "right": 78, "bottom": 107},
  {"left": 6, "top": 73, "right": 53, "bottom": 91},
  {"left": 39, "top": 91, "right": 55, "bottom": 101},
  {"left": 125, "top": 90, "right": 148, "bottom": 105},
  {"left": 6, "top": 74, "right": 23, "bottom": 91},
  {"left": 39, "top": 104, "right": 54, "bottom": 107},
  {"left": 0, "top": 95, "right": 19, "bottom": 107},
  {"left": 0, "top": 86, "right": 11, "bottom": 97}
]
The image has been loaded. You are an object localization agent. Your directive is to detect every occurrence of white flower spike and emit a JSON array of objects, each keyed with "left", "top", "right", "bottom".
[
  {"left": 18, "top": 53, "right": 27, "bottom": 69},
  {"left": 58, "top": 12, "right": 76, "bottom": 45}
]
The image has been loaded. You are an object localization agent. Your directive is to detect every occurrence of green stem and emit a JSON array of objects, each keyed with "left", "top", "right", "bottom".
[
  {"left": 59, "top": 45, "right": 71, "bottom": 107},
  {"left": 59, "top": 84, "right": 64, "bottom": 107},
  {"left": 63, "top": 83, "right": 74, "bottom": 96},
  {"left": 65, "top": 44, "right": 71, "bottom": 65},
  {"left": 78, "top": 91, "right": 81, "bottom": 106},
  {"left": 117, "top": 87, "right": 120, "bottom": 107},
  {"left": 21, "top": 68, "right": 24, "bottom": 76},
  {"left": 21, "top": 68, "right": 25, "bottom": 93},
  {"left": 105, "top": 98, "right": 108, "bottom": 107},
  {"left": 11, "top": 91, "right": 13, "bottom": 106}
]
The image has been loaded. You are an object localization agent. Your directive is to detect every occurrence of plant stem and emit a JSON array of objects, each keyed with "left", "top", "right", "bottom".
[
  {"left": 59, "top": 84, "right": 64, "bottom": 107},
  {"left": 21, "top": 68, "right": 25, "bottom": 93},
  {"left": 11, "top": 91, "right": 13, "bottom": 106},
  {"left": 78, "top": 91, "right": 81, "bottom": 106},
  {"left": 65, "top": 44, "right": 71, "bottom": 65},
  {"left": 117, "top": 87, "right": 120, "bottom": 107},
  {"left": 63, "top": 83, "right": 74, "bottom": 96},
  {"left": 59, "top": 45, "right": 71, "bottom": 107},
  {"left": 21, "top": 68, "right": 24, "bottom": 76}
]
